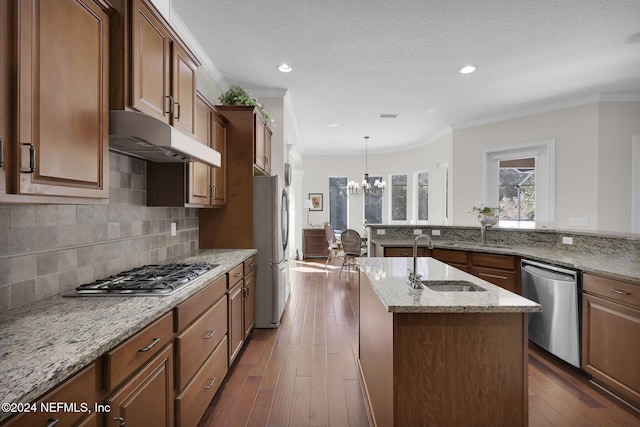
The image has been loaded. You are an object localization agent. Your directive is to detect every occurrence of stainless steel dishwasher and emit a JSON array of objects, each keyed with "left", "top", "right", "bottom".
[{"left": 521, "top": 259, "right": 581, "bottom": 368}]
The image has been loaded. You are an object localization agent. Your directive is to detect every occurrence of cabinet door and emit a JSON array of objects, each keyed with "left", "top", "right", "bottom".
[
  {"left": 189, "top": 96, "right": 212, "bottom": 206},
  {"left": 228, "top": 281, "right": 244, "bottom": 365},
  {"left": 172, "top": 43, "right": 197, "bottom": 137},
  {"left": 211, "top": 115, "right": 227, "bottom": 205},
  {"left": 16, "top": 0, "right": 109, "bottom": 198},
  {"left": 582, "top": 293, "right": 640, "bottom": 408},
  {"left": 254, "top": 115, "right": 265, "bottom": 171},
  {"left": 107, "top": 344, "right": 174, "bottom": 427},
  {"left": 131, "top": 0, "right": 171, "bottom": 122},
  {"left": 244, "top": 270, "right": 256, "bottom": 339},
  {"left": 263, "top": 126, "right": 272, "bottom": 175}
]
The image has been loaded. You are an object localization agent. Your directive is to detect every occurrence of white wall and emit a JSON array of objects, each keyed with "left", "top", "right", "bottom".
[
  {"left": 296, "top": 135, "right": 452, "bottom": 255},
  {"left": 451, "top": 101, "right": 640, "bottom": 232},
  {"left": 597, "top": 102, "right": 640, "bottom": 232}
]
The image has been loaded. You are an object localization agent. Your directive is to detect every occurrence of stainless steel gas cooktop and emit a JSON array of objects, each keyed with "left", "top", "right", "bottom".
[{"left": 73, "top": 262, "right": 219, "bottom": 296}]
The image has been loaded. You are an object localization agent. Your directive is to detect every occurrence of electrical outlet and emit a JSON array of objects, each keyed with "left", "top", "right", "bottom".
[
  {"left": 562, "top": 236, "right": 573, "bottom": 245},
  {"left": 413, "top": 229, "right": 423, "bottom": 235},
  {"left": 376, "top": 229, "right": 386, "bottom": 235},
  {"left": 171, "top": 222, "right": 177, "bottom": 236},
  {"left": 431, "top": 229, "right": 441, "bottom": 236}
]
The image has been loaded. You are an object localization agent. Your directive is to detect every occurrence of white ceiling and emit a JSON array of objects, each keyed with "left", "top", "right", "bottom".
[{"left": 171, "top": 0, "right": 640, "bottom": 155}]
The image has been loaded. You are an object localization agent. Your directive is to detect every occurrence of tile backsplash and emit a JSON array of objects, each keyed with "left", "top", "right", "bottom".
[{"left": 0, "top": 152, "right": 199, "bottom": 313}]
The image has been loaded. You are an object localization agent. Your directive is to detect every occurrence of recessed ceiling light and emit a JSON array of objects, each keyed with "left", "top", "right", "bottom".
[
  {"left": 460, "top": 65, "right": 476, "bottom": 74},
  {"left": 278, "top": 63, "right": 292, "bottom": 73}
]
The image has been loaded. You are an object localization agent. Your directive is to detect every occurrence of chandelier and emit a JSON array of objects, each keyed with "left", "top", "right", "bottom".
[{"left": 347, "top": 136, "right": 387, "bottom": 196}]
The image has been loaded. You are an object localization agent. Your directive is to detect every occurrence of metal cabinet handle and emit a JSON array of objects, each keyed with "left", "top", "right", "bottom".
[
  {"left": 243, "top": 286, "right": 249, "bottom": 298},
  {"left": 611, "top": 289, "right": 631, "bottom": 296},
  {"left": 174, "top": 101, "right": 181, "bottom": 119},
  {"left": 204, "top": 330, "right": 216, "bottom": 339},
  {"left": 0, "top": 136, "right": 4, "bottom": 167},
  {"left": 204, "top": 376, "right": 217, "bottom": 389},
  {"left": 113, "top": 417, "right": 126, "bottom": 426},
  {"left": 21, "top": 143, "right": 36, "bottom": 173},
  {"left": 234, "top": 272, "right": 242, "bottom": 278},
  {"left": 264, "top": 156, "right": 268, "bottom": 166},
  {"left": 165, "top": 95, "right": 174, "bottom": 114},
  {"left": 212, "top": 185, "right": 217, "bottom": 198},
  {"left": 138, "top": 338, "right": 160, "bottom": 352},
  {"left": 46, "top": 418, "right": 59, "bottom": 427}
]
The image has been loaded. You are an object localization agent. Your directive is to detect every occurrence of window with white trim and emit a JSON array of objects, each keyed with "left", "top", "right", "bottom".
[
  {"left": 329, "top": 177, "right": 348, "bottom": 231},
  {"left": 391, "top": 174, "right": 407, "bottom": 221},
  {"left": 364, "top": 176, "right": 383, "bottom": 224}
]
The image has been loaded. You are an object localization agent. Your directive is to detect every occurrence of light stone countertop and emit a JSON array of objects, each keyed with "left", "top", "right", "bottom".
[
  {"left": 371, "top": 238, "right": 640, "bottom": 285},
  {"left": 357, "top": 257, "right": 542, "bottom": 313},
  {"left": 0, "top": 249, "right": 256, "bottom": 421}
]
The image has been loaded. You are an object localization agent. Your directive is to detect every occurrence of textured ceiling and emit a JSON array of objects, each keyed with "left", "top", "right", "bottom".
[{"left": 171, "top": 0, "right": 640, "bottom": 155}]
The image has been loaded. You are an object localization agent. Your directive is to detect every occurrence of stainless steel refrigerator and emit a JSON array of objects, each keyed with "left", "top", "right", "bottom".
[{"left": 253, "top": 175, "right": 290, "bottom": 328}]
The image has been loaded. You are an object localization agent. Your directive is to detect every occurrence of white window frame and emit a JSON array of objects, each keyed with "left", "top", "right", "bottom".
[
  {"left": 413, "top": 168, "right": 429, "bottom": 225},
  {"left": 482, "top": 139, "right": 555, "bottom": 228},
  {"left": 363, "top": 174, "right": 384, "bottom": 225},
  {"left": 632, "top": 136, "right": 640, "bottom": 233}
]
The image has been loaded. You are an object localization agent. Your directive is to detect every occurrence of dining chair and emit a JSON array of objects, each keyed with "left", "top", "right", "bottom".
[
  {"left": 324, "top": 223, "right": 343, "bottom": 269},
  {"left": 339, "top": 228, "right": 365, "bottom": 276}
]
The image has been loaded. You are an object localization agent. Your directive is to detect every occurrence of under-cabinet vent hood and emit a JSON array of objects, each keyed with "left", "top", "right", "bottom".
[{"left": 109, "top": 110, "right": 221, "bottom": 167}]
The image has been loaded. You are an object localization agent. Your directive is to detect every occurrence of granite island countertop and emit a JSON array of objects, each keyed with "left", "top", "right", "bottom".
[
  {"left": 0, "top": 249, "right": 256, "bottom": 421},
  {"left": 370, "top": 238, "right": 640, "bottom": 285},
  {"left": 357, "top": 257, "right": 542, "bottom": 313}
]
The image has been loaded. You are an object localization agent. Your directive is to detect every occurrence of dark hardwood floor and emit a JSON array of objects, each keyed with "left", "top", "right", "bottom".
[{"left": 199, "top": 260, "right": 640, "bottom": 427}]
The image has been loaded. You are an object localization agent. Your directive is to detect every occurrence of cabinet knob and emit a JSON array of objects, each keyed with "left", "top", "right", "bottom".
[
  {"left": 20, "top": 142, "right": 36, "bottom": 173},
  {"left": 611, "top": 289, "right": 631, "bottom": 296},
  {"left": 204, "top": 376, "right": 217, "bottom": 389},
  {"left": 165, "top": 95, "right": 174, "bottom": 115},
  {"left": 138, "top": 337, "right": 160, "bottom": 352}
]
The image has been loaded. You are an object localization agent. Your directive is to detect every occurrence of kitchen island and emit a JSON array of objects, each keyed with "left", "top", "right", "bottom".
[{"left": 357, "top": 257, "right": 541, "bottom": 427}]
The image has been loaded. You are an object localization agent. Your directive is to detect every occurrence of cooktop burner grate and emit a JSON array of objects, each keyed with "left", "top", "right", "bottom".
[{"left": 74, "top": 262, "right": 218, "bottom": 295}]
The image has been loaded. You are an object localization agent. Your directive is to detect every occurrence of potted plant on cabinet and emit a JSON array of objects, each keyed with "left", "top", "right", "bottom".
[{"left": 217, "top": 85, "right": 271, "bottom": 123}]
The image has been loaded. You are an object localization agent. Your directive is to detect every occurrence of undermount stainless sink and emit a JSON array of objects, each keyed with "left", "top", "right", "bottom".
[{"left": 422, "top": 280, "right": 487, "bottom": 292}]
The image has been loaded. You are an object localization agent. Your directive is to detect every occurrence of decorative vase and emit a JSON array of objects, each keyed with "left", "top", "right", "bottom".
[{"left": 477, "top": 213, "right": 499, "bottom": 226}]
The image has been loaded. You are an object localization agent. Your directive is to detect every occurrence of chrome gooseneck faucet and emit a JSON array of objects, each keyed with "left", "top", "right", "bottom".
[{"left": 408, "top": 234, "right": 434, "bottom": 289}]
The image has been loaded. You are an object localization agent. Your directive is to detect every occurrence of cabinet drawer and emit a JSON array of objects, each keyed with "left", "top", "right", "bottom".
[
  {"left": 433, "top": 249, "right": 468, "bottom": 264},
  {"left": 228, "top": 263, "right": 244, "bottom": 287},
  {"left": 383, "top": 247, "right": 430, "bottom": 257},
  {"left": 175, "top": 275, "right": 227, "bottom": 331},
  {"left": 3, "top": 363, "right": 100, "bottom": 427},
  {"left": 176, "top": 336, "right": 228, "bottom": 427},
  {"left": 176, "top": 295, "right": 228, "bottom": 390},
  {"left": 244, "top": 256, "right": 256, "bottom": 274},
  {"left": 105, "top": 311, "right": 173, "bottom": 390},
  {"left": 469, "top": 252, "right": 517, "bottom": 270},
  {"left": 583, "top": 273, "right": 640, "bottom": 308}
]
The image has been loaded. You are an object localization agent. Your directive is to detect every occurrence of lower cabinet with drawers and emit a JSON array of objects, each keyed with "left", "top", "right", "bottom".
[
  {"left": 582, "top": 273, "right": 640, "bottom": 410},
  {"left": 0, "top": 257, "right": 257, "bottom": 427}
]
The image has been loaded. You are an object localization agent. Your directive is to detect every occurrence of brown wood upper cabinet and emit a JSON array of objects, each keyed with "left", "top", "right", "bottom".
[
  {"left": 215, "top": 105, "right": 272, "bottom": 176},
  {"left": 0, "top": 0, "right": 110, "bottom": 203},
  {"left": 111, "top": 0, "right": 199, "bottom": 138},
  {"left": 147, "top": 92, "right": 227, "bottom": 207}
]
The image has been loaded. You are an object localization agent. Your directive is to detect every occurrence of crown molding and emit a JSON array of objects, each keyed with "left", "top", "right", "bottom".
[
  {"left": 170, "top": 10, "right": 228, "bottom": 91},
  {"left": 452, "top": 92, "right": 640, "bottom": 131}
]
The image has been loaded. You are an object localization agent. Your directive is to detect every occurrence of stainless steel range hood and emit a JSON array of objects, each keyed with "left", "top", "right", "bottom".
[{"left": 109, "top": 110, "right": 221, "bottom": 167}]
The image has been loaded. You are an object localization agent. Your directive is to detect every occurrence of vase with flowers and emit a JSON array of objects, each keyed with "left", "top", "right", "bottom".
[{"left": 469, "top": 206, "right": 501, "bottom": 226}]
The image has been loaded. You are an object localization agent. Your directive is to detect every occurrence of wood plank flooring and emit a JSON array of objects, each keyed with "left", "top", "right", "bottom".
[{"left": 199, "top": 260, "right": 640, "bottom": 427}]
